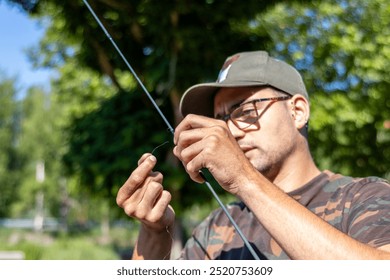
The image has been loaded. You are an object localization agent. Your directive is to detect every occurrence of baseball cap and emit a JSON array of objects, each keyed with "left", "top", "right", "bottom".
[{"left": 179, "top": 51, "right": 308, "bottom": 117}]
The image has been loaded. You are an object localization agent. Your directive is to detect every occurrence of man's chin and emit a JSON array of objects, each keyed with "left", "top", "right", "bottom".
[{"left": 248, "top": 159, "right": 273, "bottom": 178}]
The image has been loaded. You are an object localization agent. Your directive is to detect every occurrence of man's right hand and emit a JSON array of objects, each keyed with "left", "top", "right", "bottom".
[{"left": 116, "top": 153, "right": 175, "bottom": 233}]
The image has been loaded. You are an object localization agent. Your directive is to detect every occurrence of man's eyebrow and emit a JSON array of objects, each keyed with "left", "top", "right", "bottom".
[{"left": 230, "top": 101, "right": 243, "bottom": 110}]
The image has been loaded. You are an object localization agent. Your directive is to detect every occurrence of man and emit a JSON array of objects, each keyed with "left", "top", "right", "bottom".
[{"left": 116, "top": 51, "right": 390, "bottom": 259}]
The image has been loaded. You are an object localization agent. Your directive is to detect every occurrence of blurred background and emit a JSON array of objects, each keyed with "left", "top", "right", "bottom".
[{"left": 0, "top": 0, "right": 389, "bottom": 260}]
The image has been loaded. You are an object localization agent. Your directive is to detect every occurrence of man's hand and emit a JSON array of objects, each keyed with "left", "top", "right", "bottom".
[
  {"left": 173, "top": 114, "right": 257, "bottom": 197},
  {"left": 116, "top": 153, "right": 175, "bottom": 233}
]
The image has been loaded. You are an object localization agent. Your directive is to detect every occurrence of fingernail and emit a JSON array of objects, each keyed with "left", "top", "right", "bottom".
[
  {"left": 173, "top": 146, "right": 178, "bottom": 157},
  {"left": 149, "top": 155, "right": 157, "bottom": 162}
]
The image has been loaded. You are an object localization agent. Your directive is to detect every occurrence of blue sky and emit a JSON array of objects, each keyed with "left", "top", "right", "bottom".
[{"left": 0, "top": 2, "right": 52, "bottom": 97}]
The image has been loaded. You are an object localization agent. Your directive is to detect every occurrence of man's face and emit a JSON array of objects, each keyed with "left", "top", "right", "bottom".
[{"left": 213, "top": 86, "right": 297, "bottom": 180}]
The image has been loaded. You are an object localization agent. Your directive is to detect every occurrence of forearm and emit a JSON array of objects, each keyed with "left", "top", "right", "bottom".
[
  {"left": 132, "top": 224, "right": 173, "bottom": 260},
  {"left": 240, "top": 175, "right": 390, "bottom": 259}
]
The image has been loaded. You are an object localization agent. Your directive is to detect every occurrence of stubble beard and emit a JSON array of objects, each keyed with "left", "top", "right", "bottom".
[{"left": 246, "top": 147, "right": 285, "bottom": 182}]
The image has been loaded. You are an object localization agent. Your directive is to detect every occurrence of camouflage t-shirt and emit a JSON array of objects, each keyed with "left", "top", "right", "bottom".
[{"left": 179, "top": 170, "right": 390, "bottom": 259}]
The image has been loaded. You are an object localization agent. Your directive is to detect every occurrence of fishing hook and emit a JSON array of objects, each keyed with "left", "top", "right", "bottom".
[{"left": 82, "top": 0, "right": 260, "bottom": 260}]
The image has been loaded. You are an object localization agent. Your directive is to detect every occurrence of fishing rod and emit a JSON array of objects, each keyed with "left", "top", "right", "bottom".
[{"left": 82, "top": 0, "right": 260, "bottom": 260}]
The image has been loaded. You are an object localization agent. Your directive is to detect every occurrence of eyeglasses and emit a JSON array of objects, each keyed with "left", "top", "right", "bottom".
[{"left": 216, "top": 95, "right": 292, "bottom": 130}]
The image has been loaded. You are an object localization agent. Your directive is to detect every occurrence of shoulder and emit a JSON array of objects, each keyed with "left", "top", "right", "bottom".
[
  {"left": 306, "top": 171, "right": 390, "bottom": 220},
  {"left": 322, "top": 172, "right": 390, "bottom": 216},
  {"left": 323, "top": 170, "right": 390, "bottom": 195}
]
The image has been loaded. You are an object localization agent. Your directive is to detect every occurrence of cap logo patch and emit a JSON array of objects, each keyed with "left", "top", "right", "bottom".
[{"left": 217, "top": 54, "right": 240, "bottom": 83}]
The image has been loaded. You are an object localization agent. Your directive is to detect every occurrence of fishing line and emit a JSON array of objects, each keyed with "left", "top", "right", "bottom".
[
  {"left": 82, "top": 0, "right": 260, "bottom": 260},
  {"left": 151, "top": 141, "right": 170, "bottom": 155}
]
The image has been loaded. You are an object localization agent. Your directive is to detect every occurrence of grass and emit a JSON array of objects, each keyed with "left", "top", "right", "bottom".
[{"left": 0, "top": 225, "right": 137, "bottom": 260}]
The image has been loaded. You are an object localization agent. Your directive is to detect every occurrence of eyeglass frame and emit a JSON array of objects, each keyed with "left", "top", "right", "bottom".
[{"left": 215, "top": 95, "right": 292, "bottom": 130}]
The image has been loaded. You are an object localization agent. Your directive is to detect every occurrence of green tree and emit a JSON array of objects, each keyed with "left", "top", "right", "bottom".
[
  {"left": 258, "top": 0, "right": 390, "bottom": 179},
  {"left": 0, "top": 73, "right": 23, "bottom": 217},
  {"left": 11, "top": 86, "right": 66, "bottom": 220}
]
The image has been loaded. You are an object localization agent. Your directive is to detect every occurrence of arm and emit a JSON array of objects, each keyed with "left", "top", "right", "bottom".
[
  {"left": 116, "top": 153, "right": 175, "bottom": 259},
  {"left": 239, "top": 175, "right": 390, "bottom": 259},
  {"left": 132, "top": 224, "right": 174, "bottom": 260}
]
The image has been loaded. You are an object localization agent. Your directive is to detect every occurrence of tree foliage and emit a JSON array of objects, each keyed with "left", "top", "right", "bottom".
[
  {"left": 11, "top": 86, "right": 66, "bottom": 217},
  {"left": 0, "top": 74, "right": 23, "bottom": 216},
  {"left": 258, "top": 0, "right": 390, "bottom": 178}
]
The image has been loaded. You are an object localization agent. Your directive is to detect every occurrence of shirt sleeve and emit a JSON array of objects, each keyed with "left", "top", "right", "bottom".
[{"left": 347, "top": 177, "right": 390, "bottom": 248}]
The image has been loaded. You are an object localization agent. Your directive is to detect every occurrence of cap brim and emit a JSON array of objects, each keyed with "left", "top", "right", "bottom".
[{"left": 180, "top": 81, "right": 267, "bottom": 118}]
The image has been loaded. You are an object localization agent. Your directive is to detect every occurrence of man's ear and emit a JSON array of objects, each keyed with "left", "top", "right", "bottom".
[{"left": 291, "top": 94, "right": 310, "bottom": 130}]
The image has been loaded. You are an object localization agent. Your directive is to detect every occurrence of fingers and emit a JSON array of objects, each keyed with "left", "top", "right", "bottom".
[
  {"left": 174, "top": 118, "right": 229, "bottom": 183},
  {"left": 116, "top": 154, "right": 160, "bottom": 207},
  {"left": 123, "top": 180, "right": 169, "bottom": 222},
  {"left": 173, "top": 143, "right": 206, "bottom": 184},
  {"left": 148, "top": 190, "right": 173, "bottom": 224},
  {"left": 138, "top": 153, "right": 153, "bottom": 166},
  {"left": 116, "top": 153, "right": 174, "bottom": 231},
  {"left": 174, "top": 114, "right": 246, "bottom": 188},
  {"left": 174, "top": 114, "right": 222, "bottom": 144},
  {"left": 174, "top": 115, "right": 229, "bottom": 160}
]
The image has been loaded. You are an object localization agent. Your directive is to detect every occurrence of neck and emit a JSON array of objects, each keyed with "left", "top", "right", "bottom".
[{"left": 272, "top": 149, "right": 321, "bottom": 193}]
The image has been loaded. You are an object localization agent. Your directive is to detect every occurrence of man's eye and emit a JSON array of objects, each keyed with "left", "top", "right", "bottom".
[{"left": 239, "top": 108, "right": 256, "bottom": 118}]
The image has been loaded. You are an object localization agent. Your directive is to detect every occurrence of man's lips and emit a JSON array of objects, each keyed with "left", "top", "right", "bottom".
[{"left": 239, "top": 145, "right": 254, "bottom": 153}]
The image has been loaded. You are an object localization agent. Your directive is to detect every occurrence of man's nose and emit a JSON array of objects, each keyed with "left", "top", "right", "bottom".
[{"left": 226, "top": 119, "right": 246, "bottom": 139}]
